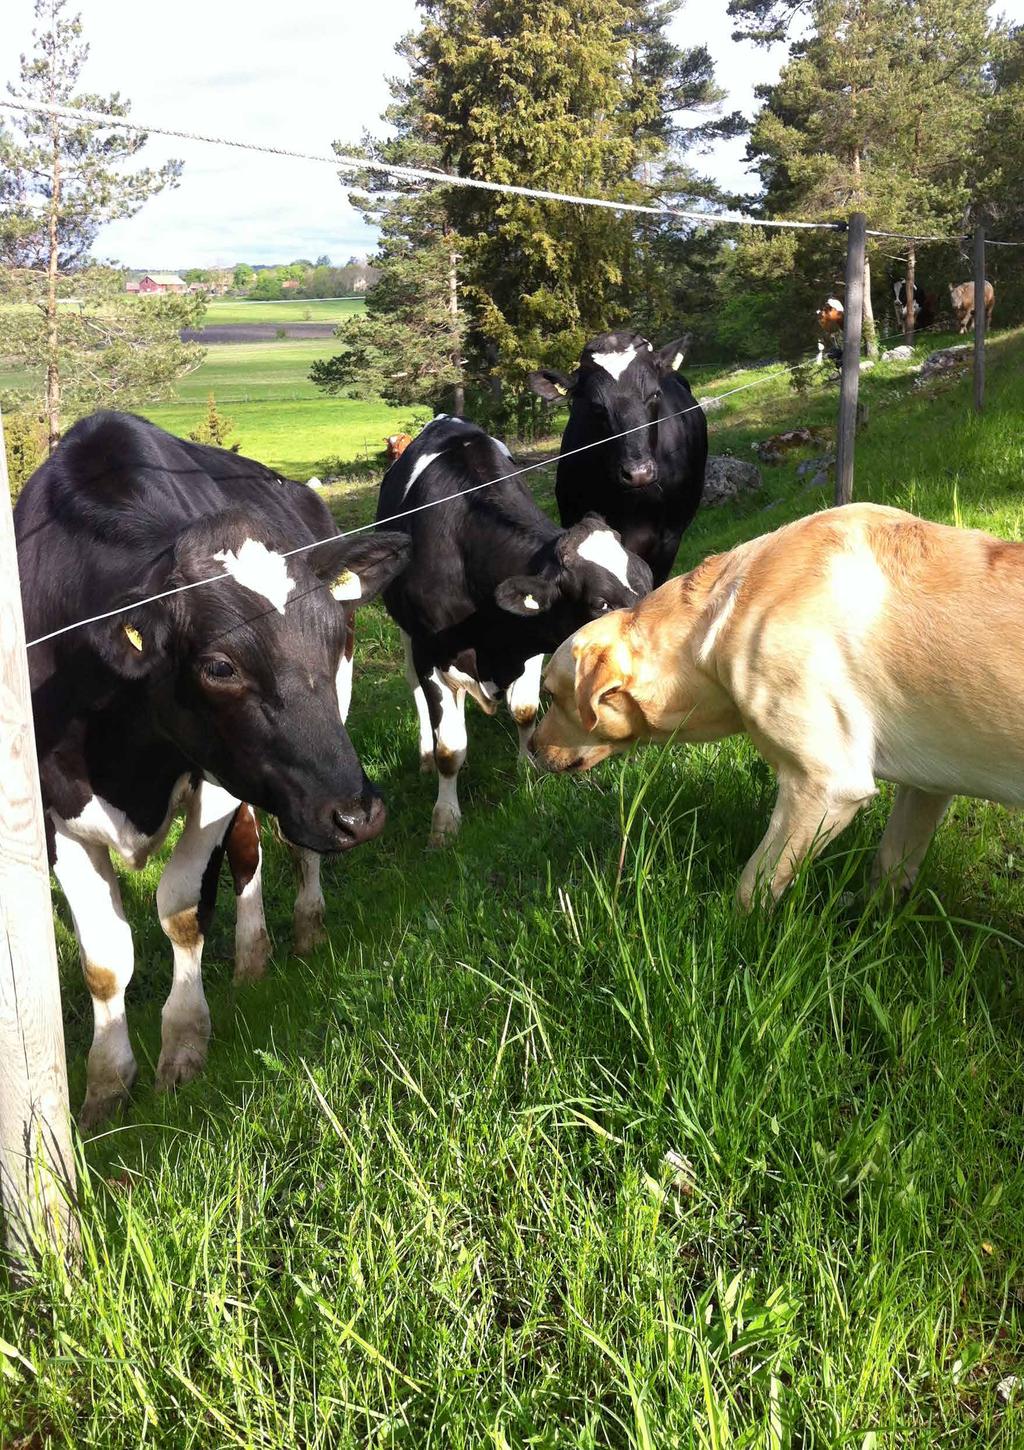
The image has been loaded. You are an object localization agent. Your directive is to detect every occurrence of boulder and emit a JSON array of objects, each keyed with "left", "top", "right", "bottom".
[
  {"left": 882, "top": 344, "right": 914, "bottom": 361},
  {"left": 753, "top": 426, "right": 828, "bottom": 465},
  {"left": 703, "top": 456, "right": 763, "bottom": 507},
  {"left": 915, "top": 345, "right": 970, "bottom": 387}
]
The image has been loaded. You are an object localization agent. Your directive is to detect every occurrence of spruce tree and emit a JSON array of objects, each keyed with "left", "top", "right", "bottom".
[{"left": 0, "top": 0, "right": 183, "bottom": 446}]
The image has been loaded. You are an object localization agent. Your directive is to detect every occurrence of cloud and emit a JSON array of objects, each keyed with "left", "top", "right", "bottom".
[{"left": 5, "top": 0, "right": 1021, "bottom": 266}]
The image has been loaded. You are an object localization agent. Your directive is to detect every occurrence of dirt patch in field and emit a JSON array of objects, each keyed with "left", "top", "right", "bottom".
[{"left": 180, "top": 323, "right": 338, "bottom": 343}]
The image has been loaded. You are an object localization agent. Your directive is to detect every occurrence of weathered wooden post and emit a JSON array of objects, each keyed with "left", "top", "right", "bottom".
[
  {"left": 835, "top": 211, "right": 867, "bottom": 507},
  {"left": 973, "top": 225, "right": 986, "bottom": 415},
  {"left": 0, "top": 405, "right": 77, "bottom": 1264}
]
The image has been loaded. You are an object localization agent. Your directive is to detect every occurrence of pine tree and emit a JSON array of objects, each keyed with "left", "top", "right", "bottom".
[
  {"left": 0, "top": 0, "right": 182, "bottom": 446},
  {"left": 736, "top": 0, "right": 995, "bottom": 355},
  {"left": 316, "top": 0, "right": 735, "bottom": 424}
]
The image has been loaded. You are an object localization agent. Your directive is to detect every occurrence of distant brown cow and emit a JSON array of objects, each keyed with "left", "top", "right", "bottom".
[
  {"left": 949, "top": 280, "right": 995, "bottom": 334},
  {"left": 816, "top": 296, "right": 845, "bottom": 339},
  {"left": 385, "top": 433, "right": 413, "bottom": 462}
]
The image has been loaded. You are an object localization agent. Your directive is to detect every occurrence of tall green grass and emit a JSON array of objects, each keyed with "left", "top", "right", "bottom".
[{"left": 3, "top": 331, "right": 1024, "bottom": 1447}]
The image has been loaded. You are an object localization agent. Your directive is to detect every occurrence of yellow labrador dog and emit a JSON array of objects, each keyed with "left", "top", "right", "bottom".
[{"left": 530, "top": 502, "right": 1024, "bottom": 909}]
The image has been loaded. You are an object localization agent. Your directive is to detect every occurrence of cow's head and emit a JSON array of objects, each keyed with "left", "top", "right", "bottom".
[
  {"left": 528, "top": 331, "right": 691, "bottom": 490},
  {"left": 86, "top": 512, "right": 410, "bottom": 853},
  {"left": 493, "top": 514, "right": 653, "bottom": 643}
]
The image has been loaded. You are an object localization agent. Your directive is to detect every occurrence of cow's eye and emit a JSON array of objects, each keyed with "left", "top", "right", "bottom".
[{"left": 200, "top": 657, "right": 237, "bottom": 682}]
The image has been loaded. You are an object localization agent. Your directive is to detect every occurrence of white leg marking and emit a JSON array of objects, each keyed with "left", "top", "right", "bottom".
[
  {"left": 52, "top": 824, "right": 138, "bottom": 1128},
  {"left": 429, "top": 671, "right": 467, "bottom": 847},
  {"left": 506, "top": 653, "right": 545, "bottom": 758},
  {"left": 154, "top": 781, "right": 239, "bottom": 1091},
  {"left": 402, "top": 630, "right": 435, "bottom": 771},
  {"left": 291, "top": 846, "right": 326, "bottom": 955},
  {"left": 233, "top": 833, "right": 271, "bottom": 982}
]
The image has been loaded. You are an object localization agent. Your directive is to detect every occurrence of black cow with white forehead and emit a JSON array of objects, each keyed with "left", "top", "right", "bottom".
[
  {"left": 376, "top": 414, "right": 653, "bottom": 844},
  {"left": 17, "top": 411, "right": 409, "bottom": 1124},
  {"left": 528, "top": 330, "right": 708, "bottom": 587}
]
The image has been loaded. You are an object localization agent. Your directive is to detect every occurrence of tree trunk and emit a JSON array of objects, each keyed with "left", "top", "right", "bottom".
[
  {"left": 45, "top": 99, "right": 61, "bottom": 451},
  {"left": 448, "top": 249, "right": 464, "bottom": 416},
  {"left": 862, "top": 252, "right": 878, "bottom": 359},
  {"left": 904, "top": 244, "right": 916, "bottom": 345}
]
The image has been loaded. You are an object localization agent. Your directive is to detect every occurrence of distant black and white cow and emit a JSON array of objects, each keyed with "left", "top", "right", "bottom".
[
  {"left": 376, "top": 415, "right": 653, "bottom": 844},
  {"left": 527, "top": 331, "right": 708, "bottom": 588},
  {"left": 16, "top": 411, "right": 409, "bottom": 1125},
  {"left": 893, "top": 280, "right": 937, "bottom": 331}
]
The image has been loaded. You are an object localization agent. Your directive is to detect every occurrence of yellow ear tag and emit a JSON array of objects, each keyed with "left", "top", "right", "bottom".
[
  {"left": 331, "top": 569, "right": 361, "bottom": 601},
  {"left": 554, "top": 382, "right": 567, "bottom": 396},
  {"left": 124, "top": 625, "right": 143, "bottom": 652},
  {"left": 523, "top": 594, "right": 540, "bottom": 611}
]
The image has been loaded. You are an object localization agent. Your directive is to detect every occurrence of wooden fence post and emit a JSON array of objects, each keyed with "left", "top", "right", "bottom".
[
  {"left": 973, "top": 225, "right": 986, "bottom": 415},
  {"left": 0, "top": 405, "right": 77, "bottom": 1265},
  {"left": 835, "top": 211, "right": 867, "bottom": 507}
]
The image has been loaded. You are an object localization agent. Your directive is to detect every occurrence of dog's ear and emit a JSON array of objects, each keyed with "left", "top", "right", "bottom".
[{"left": 574, "top": 642, "right": 626, "bottom": 732}]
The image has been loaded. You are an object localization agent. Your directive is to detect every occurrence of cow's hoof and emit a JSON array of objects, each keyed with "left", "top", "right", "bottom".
[
  {"left": 293, "top": 907, "right": 326, "bottom": 956},
  {"left": 78, "top": 1061, "right": 137, "bottom": 1130},
  {"left": 234, "top": 927, "right": 272, "bottom": 983},
  {"left": 428, "top": 807, "right": 461, "bottom": 849},
  {"left": 156, "top": 1018, "right": 209, "bottom": 1091}
]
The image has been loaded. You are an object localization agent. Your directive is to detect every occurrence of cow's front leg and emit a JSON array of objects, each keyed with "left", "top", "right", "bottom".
[
  {"left": 225, "top": 804, "right": 271, "bottom": 982},
  {"left": 291, "top": 846, "right": 326, "bottom": 955},
  {"left": 402, "top": 630, "right": 436, "bottom": 772},
  {"left": 52, "top": 825, "right": 137, "bottom": 1128},
  {"left": 155, "top": 782, "right": 238, "bottom": 1091},
  {"left": 506, "top": 653, "right": 545, "bottom": 760},
  {"left": 425, "top": 669, "right": 467, "bottom": 847}
]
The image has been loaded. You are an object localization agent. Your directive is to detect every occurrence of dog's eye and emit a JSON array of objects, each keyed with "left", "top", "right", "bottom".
[{"left": 200, "top": 657, "right": 237, "bottom": 682}]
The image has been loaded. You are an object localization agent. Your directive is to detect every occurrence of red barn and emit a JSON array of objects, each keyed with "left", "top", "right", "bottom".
[{"left": 136, "top": 272, "right": 187, "bottom": 295}]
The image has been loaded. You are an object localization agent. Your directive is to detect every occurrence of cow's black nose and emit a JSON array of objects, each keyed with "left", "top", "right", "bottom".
[
  {"left": 331, "top": 793, "right": 387, "bottom": 848},
  {"left": 622, "top": 460, "right": 657, "bottom": 486}
]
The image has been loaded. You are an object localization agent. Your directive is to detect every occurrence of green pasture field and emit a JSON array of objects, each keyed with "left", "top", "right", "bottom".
[
  {"left": 201, "top": 296, "right": 366, "bottom": 325},
  {"left": 4, "top": 331, "right": 1024, "bottom": 1447}
]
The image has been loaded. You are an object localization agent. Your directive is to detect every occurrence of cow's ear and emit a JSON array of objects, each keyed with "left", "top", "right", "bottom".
[
  {"left": 527, "top": 368, "right": 576, "bottom": 403},
  {"left": 494, "top": 575, "right": 560, "bottom": 616},
  {"left": 653, "top": 335, "right": 692, "bottom": 375},
  {"left": 308, "top": 531, "right": 411, "bottom": 605},
  {"left": 86, "top": 603, "right": 175, "bottom": 681}
]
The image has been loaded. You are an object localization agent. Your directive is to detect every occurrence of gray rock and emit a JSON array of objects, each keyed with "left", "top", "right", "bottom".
[
  {"left": 916, "top": 345, "right": 970, "bottom": 386},
  {"left": 882, "top": 344, "right": 914, "bottom": 361},
  {"left": 703, "top": 455, "right": 763, "bottom": 507}
]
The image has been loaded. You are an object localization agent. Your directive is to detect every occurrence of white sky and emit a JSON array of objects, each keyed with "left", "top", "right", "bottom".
[{"left": 4, "top": 0, "right": 1022, "bottom": 269}]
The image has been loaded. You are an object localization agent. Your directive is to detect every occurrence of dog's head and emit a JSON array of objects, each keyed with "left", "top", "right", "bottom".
[{"left": 530, "top": 613, "right": 648, "bottom": 773}]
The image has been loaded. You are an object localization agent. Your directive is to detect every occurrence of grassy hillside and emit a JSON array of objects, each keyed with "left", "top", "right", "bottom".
[{"left": 4, "top": 331, "right": 1024, "bottom": 1447}]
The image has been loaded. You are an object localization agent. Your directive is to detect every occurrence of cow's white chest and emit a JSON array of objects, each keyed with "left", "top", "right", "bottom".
[{"left": 59, "top": 774, "right": 194, "bottom": 869}]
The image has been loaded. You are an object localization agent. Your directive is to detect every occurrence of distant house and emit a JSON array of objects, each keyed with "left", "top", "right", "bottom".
[
  {"left": 124, "top": 279, "right": 141, "bottom": 294},
  {"left": 135, "top": 272, "right": 187, "bottom": 295}
]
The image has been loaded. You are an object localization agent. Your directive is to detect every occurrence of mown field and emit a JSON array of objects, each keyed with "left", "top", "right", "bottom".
[
  {"left": 200, "top": 296, "right": 366, "bottom": 326},
  {"left": 143, "top": 335, "right": 428, "bottom": 479},
  {"left": 3, "top": 330, "right": 1024, "bottom": 1447}
]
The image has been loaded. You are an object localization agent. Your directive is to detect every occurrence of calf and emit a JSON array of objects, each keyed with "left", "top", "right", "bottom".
[
  {"left": 385, "top": 432, "right": 413, "bottom": 463},
  {"left": 893, "top": 280, "right": 937, "bottom": 331},
  {"left": 528, "top": 331, "right": 707, "bottom": 588},
  {"left": 376, "top": 415, "right": 652, "bottom": 844},
  {"left": 17, "top": 412, "right": 409, "bottom": 1125},
  {"left": 949, "top": 280, "right": 995, "bottom": 334}
]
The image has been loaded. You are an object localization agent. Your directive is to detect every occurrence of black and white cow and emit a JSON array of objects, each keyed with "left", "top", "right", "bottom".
[
  {"left": 893, "top": 280, "right": 936, "bottom": 331},
  {"left": 16, "top": 412, "right": 409, "bottom": 1125},
  {"left": 376, "top": 415, "right": 653, "bottom": 844},
  {"left": 527, "top": 331, "right": 708, "bottom": 587}
]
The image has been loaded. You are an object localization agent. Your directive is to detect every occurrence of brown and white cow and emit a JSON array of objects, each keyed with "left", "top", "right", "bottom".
[
  {"left": 949, "top": 280, "right": 995, "bottom": 334},
  {"left": 385, "top": 433, "right": 413, "bottom": 463}
]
